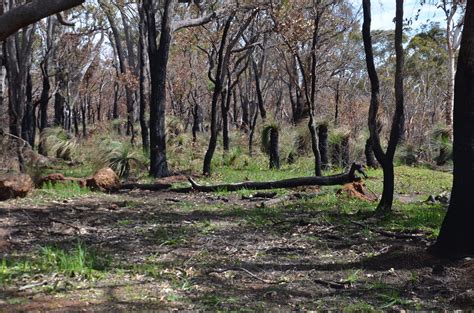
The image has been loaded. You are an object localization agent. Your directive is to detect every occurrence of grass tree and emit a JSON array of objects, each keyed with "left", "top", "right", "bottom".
[{"left": 261, "top": 124, "right": 280, "bottom": 170}]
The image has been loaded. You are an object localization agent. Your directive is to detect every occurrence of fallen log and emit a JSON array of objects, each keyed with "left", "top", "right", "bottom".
[
  {"left": 120, "top": 183, "right": 172, "bottom": 191},
  {"left": 188, "top": 163, "right": 367, "bottom": 192}
]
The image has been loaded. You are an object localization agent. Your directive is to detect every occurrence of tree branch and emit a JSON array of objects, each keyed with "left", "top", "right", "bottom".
[
  {"left": 173, "top": 9, "right": 224, "bottom": 32},
  {"left": 0, "top": 0, "right": 85, "bottom": 41}
]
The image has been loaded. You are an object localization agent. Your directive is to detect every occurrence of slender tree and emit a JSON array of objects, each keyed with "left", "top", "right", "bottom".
[{"left": 362, "top": 0, "right": 405, "bottom": 213}]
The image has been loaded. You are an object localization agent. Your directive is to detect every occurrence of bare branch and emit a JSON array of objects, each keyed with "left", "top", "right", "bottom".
[
  {"left": 0, "top": 0, "right": 85, "bottom": 41},
  {"left": 55, "top": 13, "right": 75, "bottom": 27}
]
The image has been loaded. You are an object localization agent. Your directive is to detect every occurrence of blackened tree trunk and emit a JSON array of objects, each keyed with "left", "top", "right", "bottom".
[
  {"left": 431, "top": 0, "right": 474, "bottom": 258},
  {"left": 73, "top": 107, "right": 79, "bottom": 136},
  {"left": 334, "top": 79, "right": 340, "bottom": 126},
  {"left": 203, "top": 14, "right": 233, "bottom": 175},
  {"left": 81, "top": 98, "right": 87, "bottom": 138},
  {"left": 362, "top": 0, "right": 405, "bottom": 214},
  {"left": 318, "top": 123, "right": 329, "bottom": 170},
  {"left": 365, "top": 137, "right": 378, "bottom": 168},
  {"left": 0, "top": 44, "right": 5, "bottom": 131},
  {"left": 144, "top": 0, "right": 171, "bottom": 177},
  {"left": 341, "top": 135, "right": 350, "bottom": 167},
  {"left": 39, "top": 63, "right": 50, "bottom": 131},
  {"left": 54, "top": 67, "right": 66, "bottom": 127},
  {"left": 190, "top": 90, "right": 202, "bottom": 142},
  {"left": 21, "top": 70, "right": 35, "bottom": 147},
  {"left": 252, "top": 59, "right": 267, "bottom": 120},
  {"left": 54, "top": 89, "right": 65, "bottom": 127},
  {"left": 38, "top": 16, "right": 54, "bottom": 137},
  {"left": 240, "top": 89, "right": 250, "bottom": 130},
  {"left": 221, "top": 88, "right": 230, "bottom": 151},
  {"left": 289, "top": 56, "right": 308, "bottom": 125},
  {"left": 248, "top": 103, "right": 259, "bottom": 156},
  {"left": 203, "top": 10, "right": 256, "bottom": 175},
  {"left": 138, "top": 4, "right": 149, "bottom": 153},
  {"left": 269, "top": 127, "right": 280, "bottom": 169}
]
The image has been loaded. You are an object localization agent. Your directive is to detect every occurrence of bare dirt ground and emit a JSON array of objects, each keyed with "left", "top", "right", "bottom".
[{"left": 1, "top": 188, "right": 473, "bottom": 311}]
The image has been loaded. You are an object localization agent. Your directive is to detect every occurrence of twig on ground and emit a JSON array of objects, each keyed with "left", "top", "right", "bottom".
[
  {"left": 18, "top": 280, "right": 48, "bottom": 291},
  {"left": 314, "top": 278, "right": 351, "bottom": 289},
  {"left": 349, "top": 220, "right": 425, "bottom": 240},
  {"left": 48, "top": 217, "right": 81, "bottom": 231},
  {"left": 207, "top": 267, "right": 287, "bottom": 285}
]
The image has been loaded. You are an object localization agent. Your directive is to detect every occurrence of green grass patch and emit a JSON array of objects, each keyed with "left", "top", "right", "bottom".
[
  {"left": 0, "top": 241, "right": 110, "bottom": 286},
  {"left": 38, "top": 180, "right": 93, "bottom": 199},
  {"left": 153, "top": 226, "right": 189, "bottom": 246}
]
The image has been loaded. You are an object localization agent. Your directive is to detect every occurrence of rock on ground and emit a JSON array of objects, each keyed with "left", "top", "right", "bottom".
[
  {"left": 0, "top": 174, "right": 34, "bottom": 201},
  {"left": 86, "top": 168, "right": 121, "bottom": 192},
  {"left": 336, "top": 181, "right": 378, "bottom": 202}
]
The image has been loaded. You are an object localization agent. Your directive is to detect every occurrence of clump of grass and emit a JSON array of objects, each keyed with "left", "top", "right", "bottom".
[
  {"left": 260, "top": 124, "right": 278, "bottom": 154},
  {"left": 40, "top": 180, "right": 92, "bottom": 198},
  {"left": 39, "top": 127, "right": 78, "bottom": 161},
  {"left": 38, "top": 242, "right": 109, "bottom": 278},
  {"left": 329, "top": 128, "right": 351, "bottom": 168},
  {"left": 432, "top": 126, "right": 452, "bottom": 165},
  {"left": 294, "top": 122, "right": 312, "bottom": 155},
  {"left": 223, "top": 147, "right": 240, "bottom": 167},
  {"left": 92, "top": 139, "right": 146, "bottom": 178},
  {"left": 1, "top": 241, "right": 109, "bottom": 286},
  {"left": 396, "top": 143, "right": 421, "bottom": 166}
]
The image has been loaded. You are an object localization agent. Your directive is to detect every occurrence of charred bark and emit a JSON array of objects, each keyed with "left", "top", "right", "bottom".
[
  {"left": 144, "top": 0, "right": 171, "bottom": 177},
  {"left": 362, "top": 0, "right": 405, "bottom": 214},
  {"left": 431, "top": 0, "right": 474, "bottom": 258},
  {"left": 318, "top": 123, "right": 329, "bottom": 170},
  {"left": 138, "top": 4, "right": 149, "bottom": 153},
  {"left": 269, "top": 127, "right": 280, "bottom": 169},
  {"left": 202, "top": 14, "right": 233, "bottom": 175}
]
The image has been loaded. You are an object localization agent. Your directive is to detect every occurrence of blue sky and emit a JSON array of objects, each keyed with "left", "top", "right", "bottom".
[{"left": 350, "top": 0, "right": 445, "bottom": 30}]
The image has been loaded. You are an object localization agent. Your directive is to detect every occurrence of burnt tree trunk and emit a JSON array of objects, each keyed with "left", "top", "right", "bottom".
[
  {"left": 39, "top": 63, "right": 50, "bottom": 131},
  {"left": 341, "top": 135, "right": 350, "bottom": 167},
  {"left": 431, "top": 0, "right": 474, "bottom": 258},
  {"left": 221, "top": 88, "right": 230, "bottom": 151},
  {"left": 144, "top": 0, "right": 171, "bottom": 177},
  {"left": 203, "top": 14, "right": 234, "bottom": 175},
  {"left": 269, "top": 127, "right": 280, "bottom": 169},
  {"left": 365, "top": 137, "right": 378, "bottom": 168},
  {"left": 22, "top": 70, "right": 35, "bottom": 147},
  {"left": 362, "top": 0, "right": 405, "bottom": 214},
  {"left": 252, "top": 59, "right": 266, "bottom": 120},
  {"left": 138, "top": 4, "right": 149, "bottom": 153},
  {"left": 318, "top": 123, "right": 329, "bottom": 170}
]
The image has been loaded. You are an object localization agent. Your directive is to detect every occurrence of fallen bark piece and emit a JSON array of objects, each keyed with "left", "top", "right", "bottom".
[
  {"left": 257, "top": 195, "right": 291, "bottom": 208},
  {"left": 189, "top": 163, "right": 367, "bottom": 192},
  {"left": 38, "top": 173, "right": 87, "bottom": 188},
  {"left": 0, "top": 174, "right": 34, "bottom": 201}
]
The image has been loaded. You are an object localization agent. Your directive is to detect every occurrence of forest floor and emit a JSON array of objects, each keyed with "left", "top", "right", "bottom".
[{"left": 1, "top": 166, "right": 473, "bottom": 311}]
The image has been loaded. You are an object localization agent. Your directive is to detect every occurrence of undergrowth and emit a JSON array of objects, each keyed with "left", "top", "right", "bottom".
[{"left": 0, "top": 241, "right": 110, "bottom": 286}]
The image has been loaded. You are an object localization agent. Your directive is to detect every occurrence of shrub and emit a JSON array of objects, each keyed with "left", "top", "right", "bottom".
[
  {"left": 432, "top": 126, "right": 452, "bottom": 166},
  {"left": 39, "top": 128, "right": 78, "bottom": 161}
]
